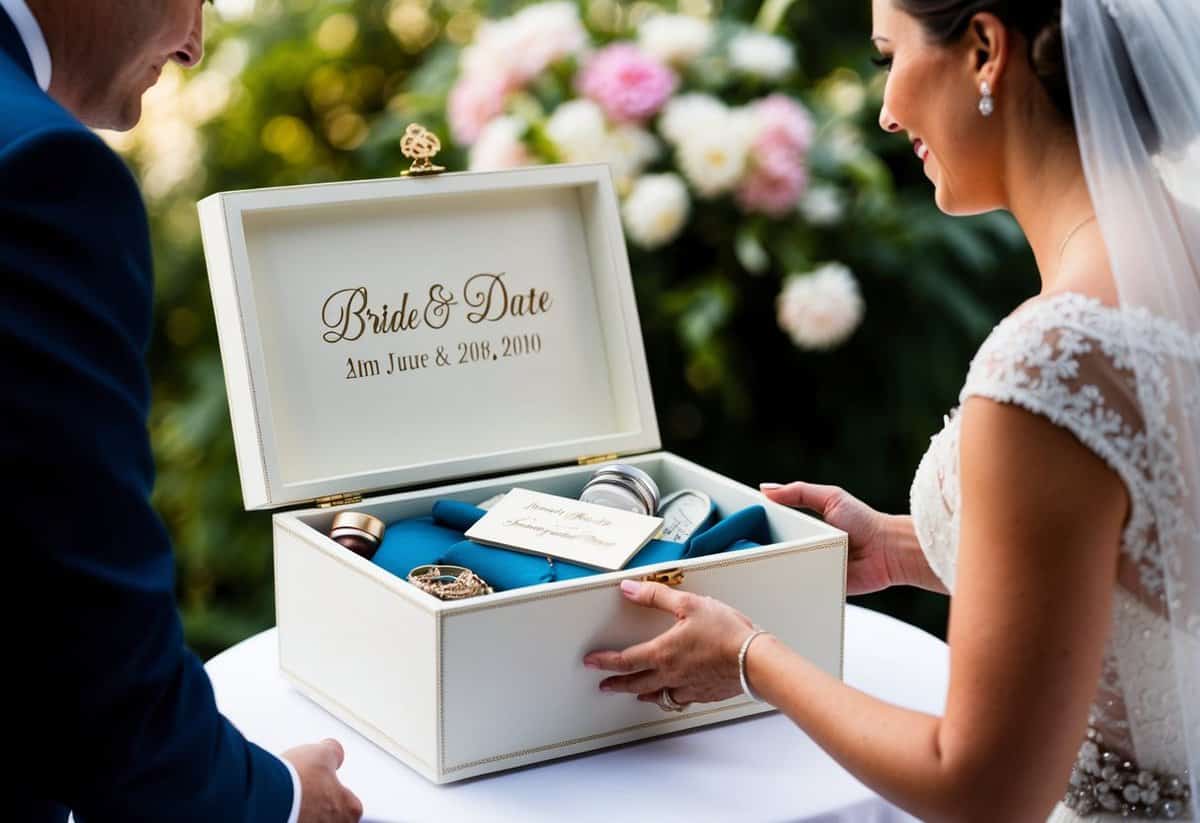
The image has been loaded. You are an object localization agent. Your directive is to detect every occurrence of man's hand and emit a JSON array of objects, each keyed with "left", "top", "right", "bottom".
[{"left": 282, "top": 739, "right": 363, "bottom": 823}]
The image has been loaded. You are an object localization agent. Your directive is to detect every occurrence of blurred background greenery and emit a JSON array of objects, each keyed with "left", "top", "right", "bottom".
[{"left": 107, "top": 0, "right": 1038, "bottom": 660}]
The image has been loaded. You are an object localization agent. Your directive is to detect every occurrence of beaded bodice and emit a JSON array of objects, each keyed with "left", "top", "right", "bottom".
[{"left": 910, "top": 293, "right": 1198, "bottom": 819}]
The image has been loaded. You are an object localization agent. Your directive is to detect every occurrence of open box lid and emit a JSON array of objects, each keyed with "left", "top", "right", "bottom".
[{"left": 198, "top": 163, "right": 660, "bottom": 511}]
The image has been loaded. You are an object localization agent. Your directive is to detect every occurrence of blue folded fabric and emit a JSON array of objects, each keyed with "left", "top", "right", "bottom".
[
  {"left": 627, "top": 538, "right": 689, "bottom": 568},
  {"left": 374, "top": 498, "right": 770, "bottom": 593},
  {"left": 440, "top": 540, "right": 574, "bottom": 588},
  {"left": 372, "top": 515, "right": 471, "bottom": 579},
  {"left": 684, "top": 505, "right": 770, "bottom": 559},
  {"left": 431, "top": 499, "right": 488, "bottom": 532}
]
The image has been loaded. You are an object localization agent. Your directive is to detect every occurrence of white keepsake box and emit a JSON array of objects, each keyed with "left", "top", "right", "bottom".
[{"left": 197, "top": 160, "right": 848, "bottom": 783}]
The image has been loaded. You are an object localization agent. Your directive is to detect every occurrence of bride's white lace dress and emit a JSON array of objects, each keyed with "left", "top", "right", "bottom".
[{"left": 909, "top": 292, "right": 1197, "bottom": 821}]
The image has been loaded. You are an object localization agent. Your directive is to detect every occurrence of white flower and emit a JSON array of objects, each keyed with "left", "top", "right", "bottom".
[
  {"left": 469, "top": 117, "right": 532, "bottom": 171},
  {"left": 824, "top": 73, "right": 867, "bottom": 117},
  {"left": 622, "top": 173, "right": 690, "bottom": 249},
  {"left": 776, "top": 263, "right": 864, "bottom": 350},
  {"left": 657, "top": 93, "right": 729, "bottom": 145},
  {"left": 606, "top": 124, "right": 660, "bottom": 189},
  {"left": 507, "top": 2, "right": 588, "bottom": 80},
  {"left": 678, "top": 133, "right": 749, "bottom": 197},
  {"left": 545, "top": 103, "right": 659, "bottom": 191},
  {"left": 460, "top": 21, "right": 517, "bottom": 82},
  {"left": 546, "top": 99, "right": 609, "bottom": 162},
  {"left": 799, "top": 185, "right": 845, "bottom": 226},
  {"left": 462, "top": 2, "right": 586, "bottom": 85},
  {"left": 637, "top": 14, "right": 713, "bottom": 67},
  {"left": 728, "top": 32, "right": 795, "bottom": 80},
  {"left": 674, "top": 109, "right": 757, "bottom": 198}
]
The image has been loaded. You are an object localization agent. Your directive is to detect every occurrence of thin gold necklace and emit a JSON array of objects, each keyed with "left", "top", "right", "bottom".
[{"left": 1058, "top": 214, "right": 1098, "bottom": 267}]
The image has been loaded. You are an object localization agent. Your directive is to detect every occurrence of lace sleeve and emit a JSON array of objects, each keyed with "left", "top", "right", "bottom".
[{"left": 959, "top": 293, "right": 1153, "bottom": 577}]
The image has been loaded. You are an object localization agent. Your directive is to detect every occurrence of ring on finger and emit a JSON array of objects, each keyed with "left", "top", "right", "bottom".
[{"left": 657, "top": 687, "right": 685, "bottom": 712}]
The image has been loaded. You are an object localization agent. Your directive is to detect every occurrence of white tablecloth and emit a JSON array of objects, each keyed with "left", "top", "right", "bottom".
[{"left": 206, "top": 604, "right": 948, "bottom": 823}]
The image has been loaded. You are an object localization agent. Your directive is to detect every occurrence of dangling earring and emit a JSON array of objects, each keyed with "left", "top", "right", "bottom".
[{"left": 979, "top": 81, "right": 995, "bottom": 117}]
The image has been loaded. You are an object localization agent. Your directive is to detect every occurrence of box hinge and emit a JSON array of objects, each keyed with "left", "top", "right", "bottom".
[
  {"left": 315, "top": 492, "right": 364, "bottom": 508},
  {"left": 578, "top": 453, "right": 619, "bottom": 466}
]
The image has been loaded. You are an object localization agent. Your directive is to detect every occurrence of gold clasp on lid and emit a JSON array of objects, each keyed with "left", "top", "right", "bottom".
[
  {"left": 400, "top": 123, "right": 446, "bottom": 177},
  {"left": 640, "top": 568, "right": 685, "bottom": 587}
]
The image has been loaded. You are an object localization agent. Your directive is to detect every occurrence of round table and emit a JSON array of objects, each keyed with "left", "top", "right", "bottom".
[{"left": 206, "top": 604, "right": 948, "bottom": 823}]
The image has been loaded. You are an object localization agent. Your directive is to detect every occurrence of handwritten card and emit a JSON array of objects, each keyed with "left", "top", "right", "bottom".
[{"left": 464, "top": 489, "right": 664, "bottom": 571}]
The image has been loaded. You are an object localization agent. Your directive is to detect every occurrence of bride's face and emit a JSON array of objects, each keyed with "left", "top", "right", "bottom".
[{"left": 871, "top": 0, "right": 1005, "bottom": 215}]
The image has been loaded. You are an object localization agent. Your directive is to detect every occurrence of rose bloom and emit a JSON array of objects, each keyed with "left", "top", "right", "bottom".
[
  {"left": 577, "top": 44, "right": 678, "bottom": 123},
  {"left": 735, "top": 95, "right": 814, "bottom": 216}
]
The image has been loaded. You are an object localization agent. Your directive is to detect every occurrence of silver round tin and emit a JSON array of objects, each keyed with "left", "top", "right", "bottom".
[{"left": 580, "top": 463, "right": 661, "bottom": 516}]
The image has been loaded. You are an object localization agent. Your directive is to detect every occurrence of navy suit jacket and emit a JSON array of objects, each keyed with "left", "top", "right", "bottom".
[{"left": 1, "top": 10, "right": 294, "bottom": 823}]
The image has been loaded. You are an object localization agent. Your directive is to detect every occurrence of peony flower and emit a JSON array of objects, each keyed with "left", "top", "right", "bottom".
[
  {"left": 750, "top": 93, "right": 814, "bottom": 154},
  {"left": 800, "top": 184, "right": 845, "bottom": 225},
  {"left": 657, "top": 93, "right": 729, "bottom": 146},
  {"left": 505, "top": 2, "right": 588, "bottom": 82},
  {"left": 735, "top": 94, "right": 814, "bottom": 216},
  {"left": 728, "top": 31, "right": 796, "bottom": 80},
  {"left": 672, "top": 106, "right": 757, "bottom": 198},
  {"left": 677, "top": 129, "right": 751, "bottom": 198},
  {"left": 776, "top": 263, "right": 865, "bottom": 350},
  {"left": 546, "top": 99, "right": 609, "bottom": 162},
  {"left": 622, "top": 173, "right": 690, "bottom": 249},
  {"left": 460, "top": 22, "right": 520, "bottom": 88},
  {"left": 637, "top": 14, "right": 713, "bottom": 67},
  {"left": 736, "top": 161, "right": 807, "bottom": 216},
  {"left": 469, "top": 117, "right": 533, "bottom": 170},
  {"left": 578, "top": 44, "right": 678, "bottom": 124},
  {"left": 448, "top": 73, "right": 511, "bottom": 145},
  {"left": 461, "top": 2, "right": 586, "bottom": 86}
]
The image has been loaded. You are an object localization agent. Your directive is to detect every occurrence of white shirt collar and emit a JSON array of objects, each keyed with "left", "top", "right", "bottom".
[{"left": 0, "top": 0, "right": 51, "bottom": 91}]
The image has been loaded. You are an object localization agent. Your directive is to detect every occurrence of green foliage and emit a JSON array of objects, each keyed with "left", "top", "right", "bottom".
[{"left": 116, "top": 0, "right": 1038, "bottom": 658}]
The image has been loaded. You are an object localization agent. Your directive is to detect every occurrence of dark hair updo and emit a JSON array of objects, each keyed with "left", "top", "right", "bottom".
[{"left": 894, "top": 1, "right": 1072, "bottom": 123}]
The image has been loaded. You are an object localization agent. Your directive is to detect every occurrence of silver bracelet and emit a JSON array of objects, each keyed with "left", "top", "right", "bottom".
[{"left": 738, "top": 628, "right": 770, "bottom": 702}]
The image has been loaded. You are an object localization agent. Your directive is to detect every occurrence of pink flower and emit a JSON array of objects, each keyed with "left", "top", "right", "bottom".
[
  {"left": 753, "top": 93, "right": 814, "bottom": 153},
  {"left": 736, "top": 160, "right": 808, "bottom": 217},
  {"left": 736, "top": 94, "right": 814, "bottom": 217},
  {"left": 577, "top": 44, "right": 678, "bottom": 124},
  {"left": 448, "top": 74, "right": 511, "bottom": 146}
]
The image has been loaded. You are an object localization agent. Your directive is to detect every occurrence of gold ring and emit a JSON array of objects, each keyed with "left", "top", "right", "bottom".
[{"left": 657, "top": 687, "right": 685, "bottom": 712}]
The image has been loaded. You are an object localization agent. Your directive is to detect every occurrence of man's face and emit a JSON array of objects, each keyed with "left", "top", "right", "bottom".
[{"left": 70, "top": 0, "right": 206, "bottom": 131}]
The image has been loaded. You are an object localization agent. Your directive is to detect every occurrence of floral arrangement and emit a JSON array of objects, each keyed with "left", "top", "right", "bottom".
[{"left": 446, "top": 3, "right": 863, "bottom": 351}]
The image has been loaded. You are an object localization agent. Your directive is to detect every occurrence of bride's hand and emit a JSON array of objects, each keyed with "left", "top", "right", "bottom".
[
  {"left": 583, "top": 580, "right": 755, "bottom": 706},
  {"left": 759, "top": 481, "right": 893, "bottom": 595}
]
